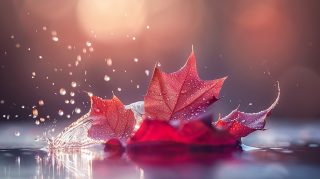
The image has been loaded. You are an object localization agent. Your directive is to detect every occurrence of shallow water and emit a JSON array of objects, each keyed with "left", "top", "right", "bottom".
[{"left": 0, "top": 119, "right": 320, "bottom": 179}]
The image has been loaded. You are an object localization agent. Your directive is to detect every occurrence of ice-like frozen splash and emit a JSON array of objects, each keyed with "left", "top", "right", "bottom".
[{"left": 48, "top": 101, "right": 144, "bottom": 149}]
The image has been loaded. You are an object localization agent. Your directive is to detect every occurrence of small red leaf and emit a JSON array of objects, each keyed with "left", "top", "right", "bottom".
[
  {"left": 87, "top": 95, "right": 135, "bottom": 141},
  {"left": 144, "top": 52, "right": 226, "bottom": 121},
  {"left": 215, "top": 83, "right": 280, "bottom": 138}
]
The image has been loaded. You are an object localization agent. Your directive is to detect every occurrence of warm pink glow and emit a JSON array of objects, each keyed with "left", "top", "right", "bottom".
[{"left": 77, "top": 0, "right": 147, "bottom": 42}]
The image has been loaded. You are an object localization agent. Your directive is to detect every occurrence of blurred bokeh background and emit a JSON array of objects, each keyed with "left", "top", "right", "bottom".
[{"left": 0, "top": 0, "right": 320, "bottom": 130}]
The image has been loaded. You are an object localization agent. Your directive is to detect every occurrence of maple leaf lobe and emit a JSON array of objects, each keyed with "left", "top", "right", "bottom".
[
  {"left": 144, "top": 52, "right": 226, "bottom": 121},
  {"left": 87, "top": 95, "right": 135, "bottom": 141}
]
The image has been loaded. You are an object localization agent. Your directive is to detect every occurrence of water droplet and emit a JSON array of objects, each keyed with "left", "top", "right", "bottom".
[
  {"left": 77, "top": 55, "right": 82, "bottom": 61},
  {"left": 38, "top": 100, "right": 44, "bottom": 106},
  {"left": 40, "top": 117, "right": 45, "bottom": 122},
  {"left": 52, "top": 36, "right": 59, "bottom": 42},
  {"left": 0, "top": 100, "right": 4, "bottom": 104},
  {"left": 106, "top": 58, "right": 112, "bottom": 66},
  {"left": 104, "top": 75, "right": 111, "bottom": 82},
  {"left": 86, "top": 41, "right": 92, "bottom": 47},
  {"left": 132, "top": 37, "right": 136, "bottom": 40},
  {"left": 65, "top": 100, "right": 70, "bottom": 104},
  {"left": 133, "top": 58, "right": 139, "bottom": 62},
  {"left": 146, "top": 25, "right": 150, "bottom": 29},
  {"left": 75, "top": 108, "right": 81, "bottom": 114},
  {"left": 42, "top": 26, "right": 47, "bottom": 31},
  {"left": 59, "top": 88, "right": 66, "bottom": 95},
  {"left": 58, "top": 110, "right": 64, "bottom": 116},
  {"left": 66, "top": 114, "right": 71, "bottom": 119},
  {"left": 14, "top": 131, "right": 20, "bottom": 137},
  {"left": 15, "top": 43, "right": 21, "bottom": 48},
  {"left": 70, "top": 91, "right": 75, "bottom": 97},
  {"left": 32, "top": 108, "right": 38, "bottom": 118},
  {"left": 249, "top": 103, "right": 253, "bottom": 106},
  {"left": 35, "top": 120, "right": 40, "bottom": 125},
  {"left": 21, "top": 105, "right": 25, "bottom": 109},
  {"left": 38, "top": 56, "right": 43, "bottom": 59},
  {"left": 71, "top": 81, "right": 77, "bottom": 88},
  {"left": 145, "top": 70, "right": 150, "bottom": 76},
  {"left": 136, "top": 85, "right": 140, "bottom": 89},
  {"left": 117, "top": 87, "right": 122, "bottom": 92},
  {"left": 70, "top": 99, "right": 75, "bottom": 104}
]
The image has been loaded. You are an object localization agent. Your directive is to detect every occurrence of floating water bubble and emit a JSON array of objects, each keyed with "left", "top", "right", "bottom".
[
  {"left": 70, "top": 92, "right": 75, "bottom": 97},
  {"left": 134, "top": 58, "right": 139, "bottom": 62},
  {"left": 89, "top": 47, "right": 94, "bottom": 52},
  {"left": 132, "top": 37, "right": 136, "bottom": 40},
  {"left": 71, "top": 81, "right": 77, "bottom": 88},
  {"left": 67, "top": 45, "right": 72, "bottom": 50},
  {"left": 32, "top": 108, "right": 38, "bottom": 118},
  {"left": 145, "top": 70, "right": 150, "bottom": 76},
  {"left": 87, "top": 92, "right": 93, "bottom": 97},
  {"left": 86, "top": 41, "right": 92, "bottom": 47},
  {"left": 0, "top": 100, "right": 4, "bottom": 104},
  {"left": 31, "top": 72, "right": 36, "bottom": 78},
  {"left": 66, "top": 114, "right": 71, "bottom": 119},
  {"left": 249, "top": 103, "right": 253, "bottom": 106},
  {"left": 59, "top": 88, "right": 66, "bottom": 95},
  {"left": 104, "top": 75, "right": 110, "bottom": 82},
  {"left": 58, "top": 110, "right": 64, "bottom": 116},
  {"left": 106, "top": 58, "right": 112, "bottom": 66},
  {"left": 35, "top": 120, "right": 40, "bottom": 125},
  {"left": 40, "top": 117, "right": 45, "bottom": 122},
  {"left": 146, "top": 25, "right": 150, "bottom": 29},
  {"left": 136, "top": 85, "right": 140, "bottom": 89},
  {"left": 157, "top": 62, "right": 161, "bottom": 67},
  {"left": 38, "top": 56, "right": 43, "bottom": 59},
  {"left": 52, "top": 36, "right": 59, "bottom": 42},
  {"left": 21, "top": 105, "right": 25, "bottom": 109},
  {"left": 38, "top": 100, "right": 44, "bottom": 106},
  {"left": 42, "top": 26, "right": 47, "bottom": 31},
  {"left": 65, "top": 100, "right": 70, "bottom": 104},
  {"left": 14, "top": 131, "right": 20, "bottom": 137},
  {"left": 77, "top": 55, "right": 82, "bottom": 61},
  {"left": 117, "top": 87, "right": 122, "bottom": 92},
  {"left": 15, "top": 43, "right": 21, "bottom": 48},
  {"left": 10, "top": 35, "right": 15, "bottom": 39},
  {"left": 70, "top": 99, "right": 75, "bottom": 104},
  {"left": 75, "top": 108, "right": 81, "bottom": 114}
]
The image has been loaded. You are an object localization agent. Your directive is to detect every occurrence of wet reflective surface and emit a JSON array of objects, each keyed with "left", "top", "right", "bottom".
[{"left": 1, "top": 120, "right": 320, "bottom": 179}]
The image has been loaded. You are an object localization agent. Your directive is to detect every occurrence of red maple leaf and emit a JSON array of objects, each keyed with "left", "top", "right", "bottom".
[
  {"left": 87, "top": 95, "right": 135, "bottom": 141},
  {"left": 144, "top": 51, "right": 226, "bottom": 121},
  {"left": 128, "top": 84, "right": 279, "bottom": 147},
  {"left": 215, "top": 83, "right": 280, "bottom": 138}
]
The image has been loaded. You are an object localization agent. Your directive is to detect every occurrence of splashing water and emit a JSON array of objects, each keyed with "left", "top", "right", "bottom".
[{"left": 48, "top": 101, "right": 144, "bottom": 149}]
